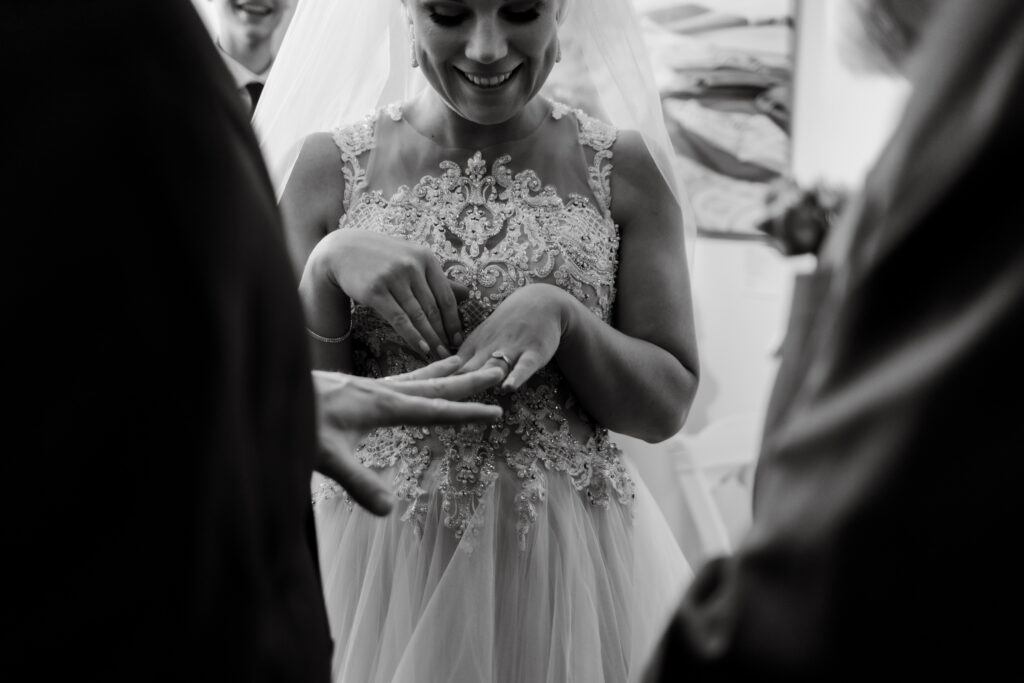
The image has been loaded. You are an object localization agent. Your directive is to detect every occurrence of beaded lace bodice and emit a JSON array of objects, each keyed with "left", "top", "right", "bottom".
[{"left": 313, "top": 102, "right": 636, "bottom": 548}]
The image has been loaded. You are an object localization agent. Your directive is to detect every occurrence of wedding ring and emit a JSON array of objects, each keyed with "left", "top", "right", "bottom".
[{"left": 491, "top": 351, "right": 513, "bottom": 369}]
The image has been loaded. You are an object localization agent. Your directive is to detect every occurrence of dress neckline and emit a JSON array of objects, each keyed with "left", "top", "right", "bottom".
[{"left": 390, "top": 98, "right": 559, "bottom": 155}]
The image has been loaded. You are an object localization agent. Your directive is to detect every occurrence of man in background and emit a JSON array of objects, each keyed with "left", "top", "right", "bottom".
[{"left": 208, "top": 0, "right": 292, "bottom": 115}]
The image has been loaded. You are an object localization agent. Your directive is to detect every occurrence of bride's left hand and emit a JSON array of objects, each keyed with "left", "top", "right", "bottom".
[{"left": 452, "top": 283, "right": 572, "bottom": 391}]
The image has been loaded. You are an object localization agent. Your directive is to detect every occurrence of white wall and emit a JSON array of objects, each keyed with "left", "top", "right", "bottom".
[{"left": 791, "top": 0, "right": 909, "bottom": 190}]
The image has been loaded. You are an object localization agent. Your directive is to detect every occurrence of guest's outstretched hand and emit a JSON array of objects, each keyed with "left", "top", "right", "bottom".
[{"left": 312, "top": 358, "right": 504, "bottom": 515}]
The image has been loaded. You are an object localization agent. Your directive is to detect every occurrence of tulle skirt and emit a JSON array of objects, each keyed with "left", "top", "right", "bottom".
[{"left": 313, "top": 456, "right": 691, "bottom": 683}]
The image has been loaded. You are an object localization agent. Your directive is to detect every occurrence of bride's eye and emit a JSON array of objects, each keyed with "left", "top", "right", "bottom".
[
  {"left": 426, "top": 3, "right": 468, "bottom": 26},
  {"left": 502, "top": 2, "right": 543, "bottom": 23},
  {"left": 429, "top": 11, "right": 468, "bottom": 26}
]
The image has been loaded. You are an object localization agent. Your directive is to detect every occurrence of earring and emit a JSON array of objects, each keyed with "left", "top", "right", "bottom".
[
  {"left": 555, "top": 38, "right": 562, "bottom": 63},
  {"left": 409, "top": 25, "right": 419, "bottom": 68}
]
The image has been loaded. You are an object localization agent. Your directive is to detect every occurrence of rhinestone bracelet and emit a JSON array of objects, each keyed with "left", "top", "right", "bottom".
[{"left": 306, "top": 299, "right": 356, "bottom": 344}]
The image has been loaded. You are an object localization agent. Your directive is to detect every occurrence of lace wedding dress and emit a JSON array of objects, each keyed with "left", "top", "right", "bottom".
[{"left": 312, "top": 100, "right": 691, "bottom": 683}]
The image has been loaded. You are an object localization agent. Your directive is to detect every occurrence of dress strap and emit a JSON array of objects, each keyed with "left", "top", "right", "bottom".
[
  {"left": 551, "top": 101, "right": 618, "bottom": 217},
  {"left": 331, "top": 104, "right": 404, "bottom": 212}
]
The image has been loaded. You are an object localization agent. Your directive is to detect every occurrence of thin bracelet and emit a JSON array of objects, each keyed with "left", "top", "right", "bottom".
[
  {"left": 306, "top": 299, "right": 356, "bottom": 344},
  {"left": 306, "top": 326, "right": 352, "bottom": 344}
]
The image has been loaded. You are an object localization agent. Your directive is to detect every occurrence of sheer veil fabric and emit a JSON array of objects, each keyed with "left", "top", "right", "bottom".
[{"left": 253, "top": 0, "right": 696, "bottom": 261}]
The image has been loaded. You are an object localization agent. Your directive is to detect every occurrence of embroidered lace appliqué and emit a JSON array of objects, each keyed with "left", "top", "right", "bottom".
[{"left": 317, "top": 103, "right": 636, "bottom": 550}]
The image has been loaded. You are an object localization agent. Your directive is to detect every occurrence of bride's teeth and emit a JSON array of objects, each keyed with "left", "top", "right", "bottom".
[{"left": 463, "top": 70, "right": 514, "bottom": 88}]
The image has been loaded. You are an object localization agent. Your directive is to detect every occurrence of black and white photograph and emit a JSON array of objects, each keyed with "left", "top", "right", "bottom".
[{"left": 6, "top": 0, "right": 1022, "bottom": 680}]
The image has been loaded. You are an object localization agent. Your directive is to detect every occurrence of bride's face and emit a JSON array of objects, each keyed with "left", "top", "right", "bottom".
[{"left": 407, "top": 0, "right": 561, "bottom": 125}]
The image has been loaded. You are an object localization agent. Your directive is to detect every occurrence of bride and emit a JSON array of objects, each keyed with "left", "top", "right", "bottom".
[{"left": 257, "top": 1, "right": 699, "bottom": 681}]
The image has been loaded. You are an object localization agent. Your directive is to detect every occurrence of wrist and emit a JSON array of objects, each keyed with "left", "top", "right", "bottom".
[
  {"left": 305, "top": 229, "right": 349, "bottom": 289},
  {"left": 300, "top": 232, "right": 351, "bottom": 336},
  {"left": 530, "top": 282, "right": 578, "bottom": 338}
]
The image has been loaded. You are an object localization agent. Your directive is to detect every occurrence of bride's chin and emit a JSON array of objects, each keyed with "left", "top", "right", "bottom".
[
  {"left": 455, "top": 106, "right": 522, "bottom": 127},
  {"left": 459, "top": 95, "right": 545, "bottom": 128},
  {"left": 439, "top": 95, "right": 522, "bottom": 127}
]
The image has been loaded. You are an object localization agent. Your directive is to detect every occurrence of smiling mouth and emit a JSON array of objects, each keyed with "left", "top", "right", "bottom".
[
  {"left": 235, "top": 2, "right": 273, "bottom": 16},
  {"left": 456, "top": 66, "right": 519, "bottom": 89}
]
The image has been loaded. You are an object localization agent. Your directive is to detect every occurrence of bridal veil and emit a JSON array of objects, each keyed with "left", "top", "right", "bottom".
[{"left": 253, "top": 0, "right": 695, "bottom": 258}]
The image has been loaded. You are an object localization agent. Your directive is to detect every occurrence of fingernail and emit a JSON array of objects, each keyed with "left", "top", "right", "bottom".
[
  {"left": 374, "top": 492, "right": 395, "bottom": 514},
  {"left": 436, "top": 345, "right": 451, "bottom": 358},
  {"left": 418, "top": 340, "right": 431, "bottom": 356},
  {"left": 453, "top": 332, "right": 464, "bottom": 346}
]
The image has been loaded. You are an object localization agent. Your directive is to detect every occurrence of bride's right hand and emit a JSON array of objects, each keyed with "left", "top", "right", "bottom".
[{"left": 310, "top": 229, "right": 464, "bottom": 359}]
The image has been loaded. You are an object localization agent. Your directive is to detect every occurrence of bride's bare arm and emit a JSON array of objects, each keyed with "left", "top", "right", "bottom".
[
  {"left": 281, "top": 133, "right": 351, "bottom": 371},
  {"left": 282, "top": 132, "right": 463, "bottom": 365},
  {"left": 280, "top": 132, "right": 347, "bottom": 277},
  {"left": 557, "top": 131, "right": 698, "bottom": 441}
]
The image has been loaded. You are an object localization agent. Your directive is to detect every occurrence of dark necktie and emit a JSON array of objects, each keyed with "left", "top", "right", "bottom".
[{"left": 245, "top": 81, "right": 263, "bottom": 115}]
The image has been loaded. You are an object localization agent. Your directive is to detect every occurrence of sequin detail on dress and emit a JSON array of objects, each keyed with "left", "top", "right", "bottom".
[{"left": 314, "top": 102, "right": 635, "bottom": 550}]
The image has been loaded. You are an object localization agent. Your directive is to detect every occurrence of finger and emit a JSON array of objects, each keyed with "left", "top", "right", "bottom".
[
  {"left": 316, "top": 444, "right": 394, "bottom": 516},
  {"left": 391, "top": 283, "right": 449, "bottom": 359},
  {"left": 453, "top": 348, "right": 496, "bottom": 375},
  {"left": 502, "top": 348, "right": 544, "bottom": 391},
  {"left": 448, "top": 279, "right": 471, "bottom": 304},
  {"left": 372, "top": 290, "right": 434, "bottom": 360},
  {"left": 456, "top": 344, "right": 519, "bottom": 377},
  {"left": 410, "top": 274, "right": 455, "bottom": 352},
  {"left": 388, "top": 356, "right": 463, "bottom": 381},
  {"left": 365, "top": 391, "right": 502, "bottom": 429},
  {"left": 386, "top": 365, "right": 505, "bottom": 400},
  {"left": 426, "top": 268, "right": 464, "bottom": 348}
]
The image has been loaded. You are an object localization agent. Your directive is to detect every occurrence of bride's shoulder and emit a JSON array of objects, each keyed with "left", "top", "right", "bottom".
[
  {"left": 541, "top": 100, "right": 656, "bottom": 184},
  {"left": 609, "top": 130, "right": 675, "bottom": 226},
  {"left": 287, "top": 133, "right": 345, "bottom": 200},
  {"left": 610, "top": 129, "right": 655, "bottom": 173}
]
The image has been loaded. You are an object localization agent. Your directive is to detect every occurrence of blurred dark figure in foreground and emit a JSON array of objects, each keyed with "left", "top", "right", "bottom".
[
  {"left": 2, "top": 1, "right": 500, "bottom": 680},
  {"left": 4, "top": 5, "right": 330, "bottom": 678},
  {"left": 646, "top": 0, "right": 1024, "bottom": 679}
]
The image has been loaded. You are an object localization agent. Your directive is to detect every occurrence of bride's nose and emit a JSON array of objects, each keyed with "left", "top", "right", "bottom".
[{"left": 464, "top": 19, "right": 508, "bottom": 64}]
